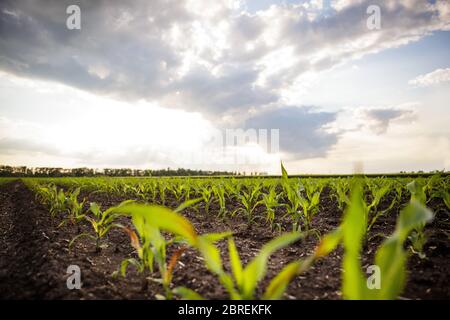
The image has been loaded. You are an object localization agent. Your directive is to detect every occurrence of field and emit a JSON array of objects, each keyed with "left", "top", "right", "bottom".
[{"left": 0, "top": 169, "right": 449, "bottom": 300}]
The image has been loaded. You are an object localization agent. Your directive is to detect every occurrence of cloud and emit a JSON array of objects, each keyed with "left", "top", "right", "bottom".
[
  {"left": 0, "top": 137, "right": 59, "bottom": 155},
  {"left": 409, "top": 67, "right": 450, "bottom": 87},
  {"left": 0, "top": 0, "right": 449, "bottom": 160},
  {"left": 0, "top": 134, "right": 183, "bottom": 168},
  {"left": 1, "top": 1, "right": 449, "bottom": 115},
  {"left": 359, "top": 106, "right": 416, "bottom": 134},
  {"left": 244, "top": 106, "right": 338, "bottom": 158}
]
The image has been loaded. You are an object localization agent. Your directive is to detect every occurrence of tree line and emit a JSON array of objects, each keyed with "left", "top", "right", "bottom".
[{"left": 0, "top": 165, "right": 239, "bottom": 177}]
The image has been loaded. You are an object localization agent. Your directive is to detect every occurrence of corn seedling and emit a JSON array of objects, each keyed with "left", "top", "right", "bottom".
[
  {"left": 297, "top": 182, "right": 321, "bottom": 231},
  {"left": 261, "top": 185, "right": 281, "bottom": 228},
  {"left": 213, "top": 184, "right": 227, "bottom": 218},
  {"left": 177, "top": 232, "right": 309, "bottom": 300},
  {"left": 443, "top": 190, "right": 450, "bottom": 211},
  {"left": 365, "top": 179, "right": 392, "bottom": 231},
  {"left": 170, "top": 182, "right": 186, "bottom": 202},
  {"left": 234, "top": 184, "right": 262, "bottom": 224},
  {"left": 59, "top": 187, "right": 86, "bottom": 228},
  {"left": 406, "top": 179, "right": 433, "bottom": 258},
  {"left": 200, "top": 185, "right": 213, "bottom": 215},
  {"left": 158, "top": 181, "right": 167, "bottom": 205},
  {"left": 226, "top": 233, "right": 305, "bottom": 299},
  {"left": 35, "top": 183, "right": 69, "bottom": 218},
  {"left": 280, "top": 163, "right": 321, "bottom": 231},
  {"left": 331, "top": 178, "right": 351, "bottom": 210},
  {"left": 344, "top": 181, "right": 433, "bottom": 299},
  {"left": 283, "top": 181, "right": 303, "bottom": 231},
  {"left": 315, "top": 180, "right": 434, "bottom": 299},
  {"left": 112, "top": 200, "right": 231, "bottom": 299},
  {"left": 69, "top": 200, "right": 133, "bottom": 252}
]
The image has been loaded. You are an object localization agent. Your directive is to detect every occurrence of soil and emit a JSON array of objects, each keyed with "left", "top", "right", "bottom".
[{"left": 0, "top": 180, "right": 448, "bottom": 300}]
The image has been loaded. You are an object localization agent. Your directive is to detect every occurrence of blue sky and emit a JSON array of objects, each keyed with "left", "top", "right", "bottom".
[
  {"left": 245, "top": 0, "right": 304, "bottom": 12},
  {"left": 0, "top": 0, "right": 449, "bottom": 173},
  {"left": 298, "top": 31, "right": 450, "bottom": 109}
]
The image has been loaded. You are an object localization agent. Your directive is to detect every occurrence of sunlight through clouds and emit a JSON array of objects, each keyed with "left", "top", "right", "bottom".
[{"left": 0, "top": 0, "right": 449, "bottom": 173}]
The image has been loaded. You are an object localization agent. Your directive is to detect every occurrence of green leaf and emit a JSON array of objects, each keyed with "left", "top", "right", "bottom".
[
  {"left": 89, "top": 202, "right": 101, "bottom": 217},
  {"left": 228, "top": 238, "right": 243, "bottom": 289},
  {"left": 315, "top": 227, "right": 342, "bottom": 258},
  {"left": 173, "top": 287, "right": 204, "bottom": 300},
  {"left": 120, "top": 258, "right": 142, "bottom": 276},
  {"left": 114, "top": 204, "right": 198, "bottom": 245},
  {"left": 396, "top": 200, "right": 434, "bottom": 242},
  {"left": 196, "top": 236, "right": 224, "bottom": 275},
  {"left": 342, "top": 180, "right": 369, "bottom": 300},
  {"left": 281, "top": 161, "right": 288, "bottom": 181},
  {"left": 263, "top": 261, "right": 301, "bottom": 300},
  {"left": 241, "top": 232, "right": 303, "bottom": 299},
  {"left": 406, "top": 180, "right": 426, "bottom": 204},
  {"left": 201, "top": 231, "right": 233, "bottom": 243},
  {"left": 68, "top": 233, "right": 96, "bottom": 250},
  {"left": 174, "top": 197, "right": 202, "bottom": 213},
  {"left": 374, "top": 200, "right": 433, "bottom": 299}
]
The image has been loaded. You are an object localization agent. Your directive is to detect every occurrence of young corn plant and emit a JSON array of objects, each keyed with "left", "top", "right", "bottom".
[
  {"left": 69, "top": 200, "right": 133, "bottom": 252},
  {"left": 200, "top": 185, "right": 213, "bottom": 215},
  {"left": 391, "top": 179, "right": 406, "bottom": 207},
  {"left": 111, "top": 201, "right": 231, "bottom": 299},
  {"left": 283, "top": 182, "right": 303, "bottom": 232},
  {"left": 425, "top": 174, "right": 445, "bottom": 203},
  {"left": 302, "top": 178, "right": 325, "bottom": 201},
  {"left": 331, "top": 178, "right": 351, "bottom": 210},
  {"left": 343, "top": 181, "right": 433, "bottom": 299},
  {"left": 443, "top": 190, "right": 450, "bottom": 212},
  {"left": 224, "top": 178, "right": 241, "bottom": 202},
  {"left": 158, "top": 181, "right": 167, "bottom": 205},
  {"left": 280, "top": 163, "right": 303, "bottom": 231},
  {"left": 424, "top": 176, "right": 450, "bottom": 215},
  {"left": 297, "top": 183, "right": 321, "bottom": 231},
  {"left": 261, "top": 186, "right": 282, "bottom": 229},
  {"left": 213, "top": 184, "right": 227, "bottom": 218},
  {"left": 406, "top": 180, "right": 430, "bottom": 258},
  {"left": 234, "top": 184, "right": 262, "bottom": 224},
  {"left": 280, "top": 163, "right": 320, "bottom": 231},
  {"left": 225, "top": 233, "right": 305, "bottom": 299},
  {"left": 365, "top": 179, "right": 393, "bottom": 231},
  {"left": 132, "top": 183, "right": 152, "bottom": 202},
  {"left": 183, "top": 181, "right": 192, "bottom": 202},
  {"left": 176, "top": 232, "right": 310, "bottom": 300},
  {"left": 115, "top": 211, "right": 177, "bottom": 296},
  {"left": 35, "top": 183, "right": 68, "bottom": 218},
  {"left": 315, "top": 179, "right": 434, "bottom": 299},
  {"left": 170, "top": 182, "right": 186, "bottom": 202},
  {"left": 59, "top": 187, "right": 86, "bottom": 229},
  {"left": 147, "top": 180, "right": 158, "bottom": 203}
]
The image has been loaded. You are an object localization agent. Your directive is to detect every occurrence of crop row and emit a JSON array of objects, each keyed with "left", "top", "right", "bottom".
[{"left": 21, "top": 165, "right": 449, "bottom": 299}]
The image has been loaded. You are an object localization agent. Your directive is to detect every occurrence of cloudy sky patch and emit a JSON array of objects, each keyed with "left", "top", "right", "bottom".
[{"left": 0, "top": 0, "right": 449, "bottom": 173}]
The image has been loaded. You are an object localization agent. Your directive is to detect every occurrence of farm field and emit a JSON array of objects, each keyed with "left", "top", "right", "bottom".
[{"left": 0, "top": 169, "right": 449, "bottom": 300}]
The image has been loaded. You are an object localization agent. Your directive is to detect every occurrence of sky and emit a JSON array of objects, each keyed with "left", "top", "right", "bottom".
[{"left": 0, "top": 0, "right": 449, "bottom": 174}]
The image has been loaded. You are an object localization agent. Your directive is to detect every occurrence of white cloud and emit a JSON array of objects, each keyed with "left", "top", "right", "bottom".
[
  {"left": 1, "top": 0, "right": 449, "bottom": 120},
  {"left": 0, "top": 0, "right": 449, "bottom": 169},
  {"left": 409, "top": 68, "right": 450, "bottom": 87}
]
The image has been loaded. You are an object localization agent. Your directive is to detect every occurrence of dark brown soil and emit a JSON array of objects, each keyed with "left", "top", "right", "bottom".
[{"left": 0, "top": 180, "right": 448, "bottom": 300}]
